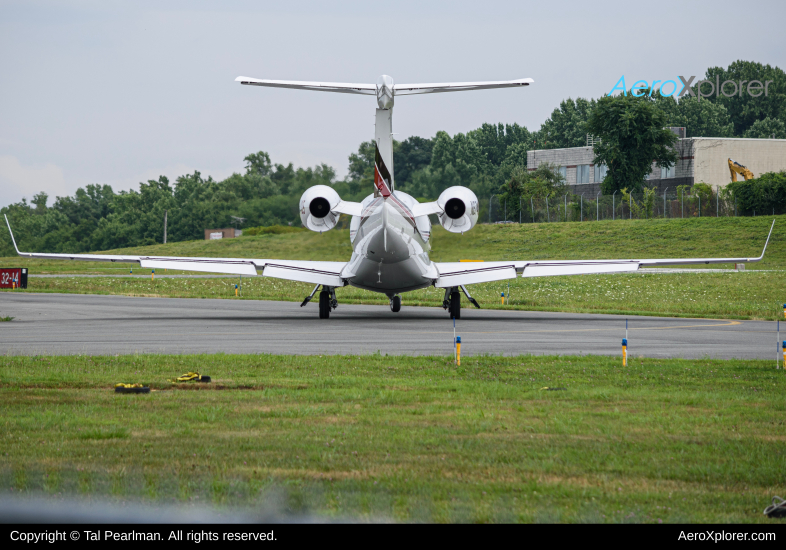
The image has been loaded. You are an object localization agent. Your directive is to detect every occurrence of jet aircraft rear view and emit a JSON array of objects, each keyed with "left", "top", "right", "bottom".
[{"left": 4, "top": 73, "right": 775, "bottom": 320}]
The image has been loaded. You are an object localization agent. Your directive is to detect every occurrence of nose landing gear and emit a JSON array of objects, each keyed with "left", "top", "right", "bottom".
[{"left": 389, "top": 294, "right": 401, "bottom": 312}]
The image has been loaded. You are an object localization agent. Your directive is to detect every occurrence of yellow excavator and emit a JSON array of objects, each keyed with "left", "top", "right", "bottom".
[{"left": 728, "top": 158, "right": 755, "bottom": 182}]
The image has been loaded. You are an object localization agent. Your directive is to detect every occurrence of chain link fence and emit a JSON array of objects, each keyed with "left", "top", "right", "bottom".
[{"left": 482, "top": 189, "right": 754, "bottom": 223}]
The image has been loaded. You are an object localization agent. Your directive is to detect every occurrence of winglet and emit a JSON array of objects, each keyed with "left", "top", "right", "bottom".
[
  {"left": 753, "top": 219, "right": 776, "bottom": 261},
  {"left": 4, "top": 215, "right": 22, "bottom": 255}
]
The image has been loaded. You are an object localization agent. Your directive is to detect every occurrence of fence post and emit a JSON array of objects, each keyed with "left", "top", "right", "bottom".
[
  {"left": 546, "top": 196, "right": 550, "bottom": 222},
  {"left": 663, "top": 187, "right": 668, "bottom": 219},
  {"left": 489, "top": 196, "right": 492, "bottom": 223},
  {"left": 630, "top": 193, "right": 632, "bottom": 219},
  {"left": 597, "top": 191, "right": 601, "bottom": 221},
  {"left": 564, "top": 194, "right": 568, "bottom": 222},
  {"left": 581, "top": 193, "right": 584, "bottom": 221},
  {"left": 531, "top": 196, "right": 535, "bottom": 223},
  {"left": 716, "top": 188, "right": 719, "bottom": 217},
  {"left": 681, "top": 188, "right": 684, "bottom": 218},
  {"left": 613, "top": 190, "right": 617, "bottom": 220},
  {"left": 698, "top": 195, "right": 701, "bottom": 217}
]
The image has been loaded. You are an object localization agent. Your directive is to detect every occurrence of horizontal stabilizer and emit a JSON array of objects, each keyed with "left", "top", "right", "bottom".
[
  {"left": 235, "top": 77, "right": 375, "bottom": 95},
  {"left": 394, "top": 78, "right": 533, "bottom": 95}
]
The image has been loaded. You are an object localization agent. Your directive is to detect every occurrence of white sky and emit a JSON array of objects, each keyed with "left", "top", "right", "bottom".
[{"left": 1, "top": 0, "right": 785, "bottom": 207}]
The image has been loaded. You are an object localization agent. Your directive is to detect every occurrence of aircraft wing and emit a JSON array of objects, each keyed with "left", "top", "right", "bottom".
[
  {"left": 235, "top": 76, "right": 375, "bottom": 95},
  {"left": 4, "top": 215, "right": 347, "bottom": 286},
  {"left": 435, "top": 220, "right": 775, "bottom": 287},
  {"left": 394, "top": 78, "right": 533, "bottom": 95}
]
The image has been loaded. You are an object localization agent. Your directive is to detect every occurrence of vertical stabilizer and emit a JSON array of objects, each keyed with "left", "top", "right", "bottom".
[{"left": 375, "top": 108, "right": 394, "bottom": 192}]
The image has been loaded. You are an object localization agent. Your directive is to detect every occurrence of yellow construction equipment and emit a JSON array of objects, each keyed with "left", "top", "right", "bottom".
[{"left": 728, "top": 158, "right": 755, "bottom": 182}]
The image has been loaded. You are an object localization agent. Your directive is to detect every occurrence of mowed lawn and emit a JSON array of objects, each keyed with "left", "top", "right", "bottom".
[
  {"left": 2, "top": 217, "right": 786, "bottom": 320},
  {"left": 1, "top": 353, "right": 784, "bottom": 523}
]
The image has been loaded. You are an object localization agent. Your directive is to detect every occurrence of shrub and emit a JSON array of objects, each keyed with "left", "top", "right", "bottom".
[{"left": 726, "top": 171, "right": 786, "bottom": 215}]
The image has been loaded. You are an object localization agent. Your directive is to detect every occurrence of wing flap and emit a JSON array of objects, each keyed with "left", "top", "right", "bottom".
[
  {"left": 140, "top": 259, "right": 258, "bottom": 276},
  {"left": 262, "top": 262, "right": 345, "bottom": 287},
  {"left": 520, "top": 261, "right": 640, "bottom": 278},
  {"left": 435, "top": 262, "right": 516, "bottom": 287}
]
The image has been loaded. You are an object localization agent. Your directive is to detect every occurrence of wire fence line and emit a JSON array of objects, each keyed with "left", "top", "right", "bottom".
[{"left": 481, "top": 189, "right": 776, "bottom": 224}]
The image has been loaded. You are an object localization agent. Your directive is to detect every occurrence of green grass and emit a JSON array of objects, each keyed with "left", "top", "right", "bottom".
[
  {"left": 3, "top": 216, "right": 785, "bottom": 320},
  {"left": 0, "top": 315, "right": 12, "bottom": 322},
  {"left": 1, "top": 353, "right": 784, "bottom": 522}
]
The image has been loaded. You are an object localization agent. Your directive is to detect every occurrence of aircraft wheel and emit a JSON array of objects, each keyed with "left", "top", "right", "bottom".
[
  {"left": 449, "top": 291, "right": 461, "bottom": 319},
  {"left": 390, "top": 295, "right": 401, "bottom": 313},
  {"left": 319, "top": 290, "right": 330, "bottom": 319}
]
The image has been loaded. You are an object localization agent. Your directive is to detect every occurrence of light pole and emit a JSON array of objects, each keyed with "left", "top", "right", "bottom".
[
  {"left": 596, "top": 190, "right": 601, "bottom": 221},
  {"left": 580, "top": 193, "right": 584, "bottom": 221},
  {"left": 613, "top": 190, "right": 618, "bottom": 220}
]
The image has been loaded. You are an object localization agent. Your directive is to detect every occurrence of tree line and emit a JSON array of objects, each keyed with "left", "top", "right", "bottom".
[{"left": 2, "top": 60, "right": 784, "bottom": 256}]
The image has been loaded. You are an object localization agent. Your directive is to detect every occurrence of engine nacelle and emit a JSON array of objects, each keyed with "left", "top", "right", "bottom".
[
  {"left": 437, "top": 186, "right": 479, "bottom": 233},
  {"left": 299, "top": 185, "right": 341, "bottom": 232}
]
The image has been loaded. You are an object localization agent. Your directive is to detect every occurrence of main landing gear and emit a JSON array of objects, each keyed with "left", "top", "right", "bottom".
[
  {"left": 389, "top": 294, "right": 401, "bottom": 313},
  {"left": 301, "top": 284, "right": 337, "bottom": 319},
  {"left": 442, "top": 285, "right": 481, "bottom": 319}
]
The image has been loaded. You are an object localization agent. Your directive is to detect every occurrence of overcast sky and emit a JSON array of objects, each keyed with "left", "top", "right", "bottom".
[{"left": 1, "top": 0, "right": 785, "bottom": 207}]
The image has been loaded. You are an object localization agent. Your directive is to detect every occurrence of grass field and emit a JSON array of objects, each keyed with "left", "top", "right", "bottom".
[
  {"left": 1, "top": 353, "right": 784, "bottom": 523},
  {"left": 2, "top": 217, "right": 785, "bottom": 320}
]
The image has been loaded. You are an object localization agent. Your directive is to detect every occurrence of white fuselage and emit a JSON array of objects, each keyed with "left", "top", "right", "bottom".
[{"left": 343, "top": 192, "right": 437, "bottom": 295}]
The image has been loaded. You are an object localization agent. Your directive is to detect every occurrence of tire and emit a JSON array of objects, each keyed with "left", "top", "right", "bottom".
[
  {"left": 319, "top": 290, "right": 330, "bottom": 319},
  {"left": 449, "top": 291, "right": 460, "bottom": 319},
  {"left": 390, "top": 295, "right": 401, "bottom": 312}
]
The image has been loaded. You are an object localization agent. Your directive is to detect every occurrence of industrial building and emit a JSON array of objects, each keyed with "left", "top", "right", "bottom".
[{"left": 526, "top": 135, "right": 786, "bottom": 195}]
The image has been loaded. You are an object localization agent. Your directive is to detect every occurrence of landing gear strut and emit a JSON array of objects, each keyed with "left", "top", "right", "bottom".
[
  {"left": 442, "top": 285, "right": 480, "bottom": 319},
  {"left": 389, "top": 294, "right": 401, "bottom": 312},
  {"left": 442, "top": 287, "right": 461, "bottom": 319}
]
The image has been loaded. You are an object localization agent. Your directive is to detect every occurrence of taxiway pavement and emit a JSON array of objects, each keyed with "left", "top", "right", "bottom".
[{"left": 0, "top": 293, "right": 779, "bottom": 359}]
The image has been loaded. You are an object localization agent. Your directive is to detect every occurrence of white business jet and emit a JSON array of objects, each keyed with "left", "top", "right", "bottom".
[{"left": 4, "top": 74, "right": 775, "bottom": 319}]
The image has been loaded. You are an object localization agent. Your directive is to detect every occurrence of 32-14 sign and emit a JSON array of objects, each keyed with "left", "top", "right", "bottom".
[{"left": 0, "top": 268, "right": 28, "bottom": 289}]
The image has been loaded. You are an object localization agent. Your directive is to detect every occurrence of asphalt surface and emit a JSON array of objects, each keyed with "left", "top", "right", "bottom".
[{"left": 1, "top": 292, "right": 781, "bottom": 359}]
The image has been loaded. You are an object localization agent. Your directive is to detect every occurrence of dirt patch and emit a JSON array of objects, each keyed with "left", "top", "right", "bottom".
[{"left": 164, "top": 384, "right": 263, "bottom": 391}]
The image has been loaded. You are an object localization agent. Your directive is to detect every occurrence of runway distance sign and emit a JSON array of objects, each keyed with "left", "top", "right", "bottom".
[{"left": 0, "top": 268, "right": 27, "bottom": 289}]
